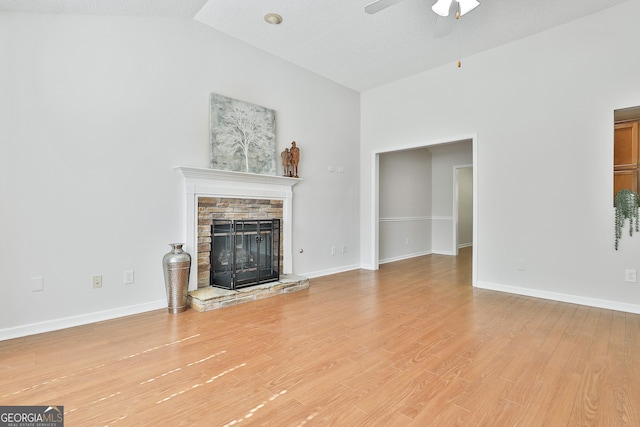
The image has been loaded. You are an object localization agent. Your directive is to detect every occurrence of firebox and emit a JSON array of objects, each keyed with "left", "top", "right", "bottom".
[{"left": 210, "top": 219, "right": 280, "bottom": 290}]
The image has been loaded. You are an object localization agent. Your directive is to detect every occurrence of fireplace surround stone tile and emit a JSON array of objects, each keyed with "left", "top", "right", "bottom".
[
  {"left": 198, "top": 198, "right": 283, "bottom": 288},
  {"left": 177, "top": 167, "right": 301, "bottom": 291}
]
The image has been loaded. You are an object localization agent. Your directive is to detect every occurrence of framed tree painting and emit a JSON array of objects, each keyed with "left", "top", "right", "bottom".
[{"left": 209, "top": 93, "right": 276, "bottom": 175}]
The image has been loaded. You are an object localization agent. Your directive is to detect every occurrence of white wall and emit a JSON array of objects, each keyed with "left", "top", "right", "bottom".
[
  {"left": 429, "top": 141, "right": 472, "bottom": 254},
  {"left": 379, "top": 148, "right": 432, "bottom": 262},
  {"left": 457, "top": 167, "right": 473, "bottom": 248},
  {"left": 0, "top": 12, "right": 360, "bottom": 339},
  {"left": 361, "top": 0, "right": 640, "bottom": 313}
]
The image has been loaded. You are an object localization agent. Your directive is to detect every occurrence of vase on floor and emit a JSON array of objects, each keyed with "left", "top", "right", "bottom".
[{"left": 162, "top": 243, "right": 191, "bottom": 314}]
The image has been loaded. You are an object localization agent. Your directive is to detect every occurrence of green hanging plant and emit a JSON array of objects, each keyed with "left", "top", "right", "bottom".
[{"left": 614, "top": 189, "right": 640, "bottom": 250}]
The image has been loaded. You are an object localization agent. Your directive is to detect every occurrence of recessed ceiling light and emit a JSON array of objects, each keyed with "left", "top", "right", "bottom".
[{"left": 264, "top": 13, "right": 283, "bottom": 25}]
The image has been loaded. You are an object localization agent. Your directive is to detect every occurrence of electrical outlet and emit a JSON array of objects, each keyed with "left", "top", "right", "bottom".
[
  {"left": 124, "top": 270, "right": 135, "bottom": 284},
  {"left": 331, "top": 246, "right": 336, "bottom": 256},
  {"left": 92, "top": 274, "right": 102, "bottom": 289},
  {"left": 342, "top": 246, "right": 347, "bottom": 254},
  {"left": 625, "top": 269, "right": 637, "bottom": 283},
  {"left": 405, "top": 237, "right": 409, "bottom": 245},
  {"left": 517, "top": 260, "right": 526, "bottom": 271}
]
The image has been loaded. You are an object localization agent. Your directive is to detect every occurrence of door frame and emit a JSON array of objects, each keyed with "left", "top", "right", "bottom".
[{"left": 370, "top": 133, "right": 478, "bottom": 286}]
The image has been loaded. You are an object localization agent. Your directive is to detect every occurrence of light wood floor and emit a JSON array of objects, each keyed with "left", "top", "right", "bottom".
[{"left": 2, "top": 248, "right": 639, "bottom": 426}]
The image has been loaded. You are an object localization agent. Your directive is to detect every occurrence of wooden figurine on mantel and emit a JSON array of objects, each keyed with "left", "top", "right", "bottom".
[
  {"left": 281, "top": 141, "right": 300, "bottom": 178},
  {"left": 290, "top": 141, "right": 300, "bottom": 178},
  {"left": 281, "top": 148, "right": 291, "bottom": 177}
]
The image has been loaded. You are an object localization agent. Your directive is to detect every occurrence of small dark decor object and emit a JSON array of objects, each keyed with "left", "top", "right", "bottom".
[
  {"left": 614, "top": 189, "right": 640, "bottom": 250},
  {"left": 162, "top": 243, "right": 192, "bottom": 313}
]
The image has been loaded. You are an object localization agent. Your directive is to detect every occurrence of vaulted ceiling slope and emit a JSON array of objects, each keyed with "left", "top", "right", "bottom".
[{"left": 0, "top": 0, "right": 630, "bottom": 91}]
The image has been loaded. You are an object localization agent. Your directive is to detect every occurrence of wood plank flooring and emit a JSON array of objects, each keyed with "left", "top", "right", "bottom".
[{"left": 2, "top": 247, "right": 639, "bottom": 426}]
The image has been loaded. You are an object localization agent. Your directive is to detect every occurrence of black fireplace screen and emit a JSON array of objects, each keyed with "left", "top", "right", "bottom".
[{"left": 210, "top": 219, "right": 280, "bottom": 290}]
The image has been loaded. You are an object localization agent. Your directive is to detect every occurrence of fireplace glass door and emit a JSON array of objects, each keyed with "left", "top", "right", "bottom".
[{"left": 210, "top": 219, "right": 280, "bottom": 290}]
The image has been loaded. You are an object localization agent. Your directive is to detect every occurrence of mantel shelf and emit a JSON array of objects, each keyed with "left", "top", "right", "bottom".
[{"left": 176, "top": 166, "right": 302, "bottom": 187}]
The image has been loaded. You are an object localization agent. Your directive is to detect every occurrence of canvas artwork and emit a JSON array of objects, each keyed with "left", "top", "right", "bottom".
[{"left": 209, "top": 93, "right": 276, "bottom": 175}]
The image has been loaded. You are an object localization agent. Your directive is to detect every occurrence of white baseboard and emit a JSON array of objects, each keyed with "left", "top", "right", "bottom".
[
  {"left": 11, "top": 277, "right": 637, "bottom": 341},
  {"left": 475, "top": 281, "right": 640, "bottom": 315},
  {"left": 0, "top": 300, "right": 167, "bottom": 341},
  {"left": 379, "top": 251, "right": 432, "bottom": 265},
  {"left": 301, "top": 264, "right": 361, "bottom": 279},
  {"left": 432, "top": 250, "right": 455, "bottom": 256},
  {"left": 458, "top": 242, "right": 472, "bottom": 249}
]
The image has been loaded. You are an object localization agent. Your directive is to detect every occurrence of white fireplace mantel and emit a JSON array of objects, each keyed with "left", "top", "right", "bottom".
[{"left": 176, "top": 167, "right": 301, "bottom": 290}]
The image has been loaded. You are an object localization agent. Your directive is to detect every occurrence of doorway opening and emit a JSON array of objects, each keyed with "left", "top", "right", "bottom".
[
  {"left": 453, "top": 165, "right": 473, "bottom": 256},
  {"left": 373, "top": 136, "right": 478, "bottom": 285}
]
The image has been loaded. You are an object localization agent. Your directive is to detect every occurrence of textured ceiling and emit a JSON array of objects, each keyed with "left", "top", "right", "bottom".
[
  {"left": 0, "top": 0, "right": 208, "bottom": 17},
  {"left": 0, "top": 0, "right": 630, "bottom": 91}
]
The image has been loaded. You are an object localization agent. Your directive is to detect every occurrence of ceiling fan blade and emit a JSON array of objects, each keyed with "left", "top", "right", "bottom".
[
  {"left": 432, "top": 0, "right": 453, "bottom": 17},
  {"left": 365, "top": 0, "right": 406, "bottom": 14},
  {"left": 433, "top": 0, "right": 457, "bottom": 38}
]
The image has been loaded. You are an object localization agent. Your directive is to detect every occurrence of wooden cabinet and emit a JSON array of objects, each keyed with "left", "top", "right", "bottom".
[{"left": 614, "top": 121, "right": 639, "bottom": 196}]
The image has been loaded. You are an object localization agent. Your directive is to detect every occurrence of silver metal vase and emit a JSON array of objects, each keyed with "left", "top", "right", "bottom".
[{"left": 162, "top": 243, "right": 191, "bottom": 314}]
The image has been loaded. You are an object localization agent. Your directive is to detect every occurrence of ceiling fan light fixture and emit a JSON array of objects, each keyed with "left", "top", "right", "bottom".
[{"left": 431, "top": 0, "right": 479, "bottom": 17}]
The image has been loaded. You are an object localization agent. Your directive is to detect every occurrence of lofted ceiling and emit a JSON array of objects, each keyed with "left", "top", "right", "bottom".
[{"left": 0, "top": 0, "right": 629, "bottom": 92}]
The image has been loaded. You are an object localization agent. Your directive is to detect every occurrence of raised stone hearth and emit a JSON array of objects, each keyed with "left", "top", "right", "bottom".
[{"left": 187, "top": 275, "right": 309, "bottom": 312}]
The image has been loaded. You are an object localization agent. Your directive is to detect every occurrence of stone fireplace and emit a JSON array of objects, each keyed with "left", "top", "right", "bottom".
[
  {"left": 177, "top": 167, "right": 300, "bottom": 292},
  {"left": 199, "top": 200, "right": 282, "bottom": 289}
]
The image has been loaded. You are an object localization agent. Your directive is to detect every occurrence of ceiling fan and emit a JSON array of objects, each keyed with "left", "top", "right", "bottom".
[{"left": 365, "top": 0, "right": 480, "bottom": 38}]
